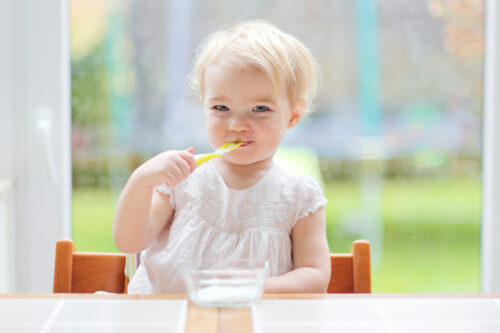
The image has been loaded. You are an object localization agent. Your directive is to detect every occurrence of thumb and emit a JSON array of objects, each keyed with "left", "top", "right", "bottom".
[{"left": 185, "top": 146, "right": 195, "bottom": 154}]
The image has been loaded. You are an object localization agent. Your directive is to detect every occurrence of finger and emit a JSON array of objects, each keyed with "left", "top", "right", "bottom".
[
  {"left": 175, "top": 157, "right": 192, "bottom": 178},
  {"left": 165, "top": 170, "right": 178, "bottom": 187},
  {"left": 175, "top": 155, "right": 195, "bottom": 179},
  {"left": 185, "top": 146, "right": 195, "bottom": 154},
  {"left": 180, "top": 150, "right": 197, "bottom": 172},
  {"left": 169, "top": 163, "right": 186, "bottom": 182}
]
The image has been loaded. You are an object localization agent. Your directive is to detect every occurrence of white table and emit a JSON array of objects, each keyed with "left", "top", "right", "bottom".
[{"left": 1, "top": 294, "right": 499, "bottom": 332}]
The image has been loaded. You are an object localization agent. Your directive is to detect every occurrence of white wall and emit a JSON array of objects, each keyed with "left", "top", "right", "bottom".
[{"left": 0, "top": 0, "right": 71, "bottom": 293}]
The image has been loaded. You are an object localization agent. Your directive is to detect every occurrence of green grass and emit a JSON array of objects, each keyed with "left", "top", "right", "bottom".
[
  {"left": 324, "top": 178, "right": 481, "bottom": 293},
  {"left": 72, "top": 177, "right": 481, "bottom": 293},
  {"left": 377, "top": 223, "right": 480, "bottom": 293},
  {"left": 72, "top": 188, "right": 119, "bottom": 253}
]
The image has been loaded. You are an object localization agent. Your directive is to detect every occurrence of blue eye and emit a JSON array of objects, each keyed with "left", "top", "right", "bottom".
[
  {"left": 253, "top": 105, "right": 270, "bottom": 112},
  {"left": 213, "top": 105, "right": 229, "bottom": 111}
]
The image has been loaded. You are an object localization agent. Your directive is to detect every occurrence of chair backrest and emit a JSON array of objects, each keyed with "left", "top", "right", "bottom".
[
  {"left": 53, "top": 239, "right": 127, "bottom": 293},
  {"left": 327, "top": 240, "right": 371, "bottom": 293},
  {"left": 53, "top": 238, "right": 371, "bottom": 294}
]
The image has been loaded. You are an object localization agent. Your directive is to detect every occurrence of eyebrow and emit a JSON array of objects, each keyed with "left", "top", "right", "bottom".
[
  {"left": 253, "top": 97, "right": 277, "bottom": 104},
  {"left": 205, "top": 95, "right": 227, "bottom": 103},
  {"left": 205, "top": 95, "right": 277, "bottom": 104}
]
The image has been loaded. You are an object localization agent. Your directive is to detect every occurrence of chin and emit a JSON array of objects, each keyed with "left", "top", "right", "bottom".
[
  {"left": 229, "top": 155, "right": 273, "bottom": 166},
  {"left": 224, "top": 157, "right": 253, "bottom": 166},
  {"left": 221, "top": 154, "right": 253, "bottom": 165}
]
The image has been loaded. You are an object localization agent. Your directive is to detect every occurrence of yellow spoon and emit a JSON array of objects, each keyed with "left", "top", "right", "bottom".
[{"left": 195, "top": 142, "right": 243, "bottom": 166}]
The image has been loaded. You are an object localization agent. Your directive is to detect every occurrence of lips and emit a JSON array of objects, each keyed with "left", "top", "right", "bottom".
[{"left": 239, "top": 141, "right": 253, "bottom": 147}]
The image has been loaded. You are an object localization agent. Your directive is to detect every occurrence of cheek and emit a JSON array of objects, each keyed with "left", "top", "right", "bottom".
[
  {"left": 204, "top": 116, "right": 226, "bottom": 142},
  {"left": 265, "top": 116, "right": 289, "bottom": 133},
  {"left": 205, "top": 116, "right": 221, "bottom": 131},
  {"left": 256, "top": 122, "right": 286, "bottom": 144}
]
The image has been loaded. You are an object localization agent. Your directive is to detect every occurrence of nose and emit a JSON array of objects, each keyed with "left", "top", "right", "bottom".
[{"left": 228, "top": 115, "right": 250, "bottom": 132}]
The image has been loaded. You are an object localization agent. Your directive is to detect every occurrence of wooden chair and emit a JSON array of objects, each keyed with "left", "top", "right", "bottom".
[
  {"left": 53, "top": 239, "right": 127, "bottom": 293},
  {"left": 327, "top": 240, "right": 371, "bottom": 293},
  {"left": 53, "top": 238, "right": 371, "bottom": 294}
]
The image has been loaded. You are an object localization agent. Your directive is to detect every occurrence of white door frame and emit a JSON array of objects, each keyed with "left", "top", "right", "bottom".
[
  {"left": 0, "top": 0, "right": 71, "bottom": 292},
  {"left": 482, "top": 0, "right": 500, "bottom": 293}
]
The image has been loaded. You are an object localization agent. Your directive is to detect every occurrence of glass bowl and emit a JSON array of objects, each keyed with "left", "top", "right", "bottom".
[{"left": 182, "top": 259, "right": 269, "bottom": 307}]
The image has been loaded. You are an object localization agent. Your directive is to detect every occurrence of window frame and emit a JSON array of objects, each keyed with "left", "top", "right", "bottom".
[
  {"left": 0, "top": 0, "right": 71, "bottom": 292},
  {"left": 481, "top": 0, "right": 500, "bottom": 293}
]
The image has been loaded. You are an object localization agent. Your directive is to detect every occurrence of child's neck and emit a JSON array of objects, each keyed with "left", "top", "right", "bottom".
[{"left": 213, "top": 158, "right": 274, "bottom": 190}]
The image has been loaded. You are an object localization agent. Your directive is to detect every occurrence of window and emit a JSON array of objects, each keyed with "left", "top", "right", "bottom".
[{"left": 71, "top": 0, "right": 485, "bottom": 292}]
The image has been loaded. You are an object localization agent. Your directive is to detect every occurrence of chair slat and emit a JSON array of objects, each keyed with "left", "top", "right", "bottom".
[
  {"left": 53, "top": 239, "right": 75, "bottom": 293},
  {"left": 53, "top": 239, "right": 126, "bottom": 294},
  {"left": 71, "top": 253, "right": 126, "bottom": 293},
  {"left": 352, "top": 240, "right": 371, "bottom": 293},
  {"left": 328, "top": 254, "right": 354, "bottom": 293}
]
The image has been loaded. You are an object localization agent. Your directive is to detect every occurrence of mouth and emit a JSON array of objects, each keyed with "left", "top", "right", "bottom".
[{"left": 237, "top": 141, "right": 253, "bottom": 147}]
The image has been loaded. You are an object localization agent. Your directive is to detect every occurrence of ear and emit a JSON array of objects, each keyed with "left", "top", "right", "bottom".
[{"left": 287, "top": 101, "right": 306, "bottom": 129}]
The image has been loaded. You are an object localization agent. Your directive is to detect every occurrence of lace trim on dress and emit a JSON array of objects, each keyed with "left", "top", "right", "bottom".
[
  {"left": 295, "top": 175, "right": 328, "bottom": 221},
  {"left": 297, "top": 196, "right": 328, "bottom": 221},
  {"left": 156, "top": 183, "right": 170, "bottom": 195},
  {"left": 155, "top": 183, "right": 175, "bottom": 209}
]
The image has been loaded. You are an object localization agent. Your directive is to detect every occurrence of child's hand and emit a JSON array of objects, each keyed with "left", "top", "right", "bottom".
[{"left": 135, "top": 147, "right": 197, "bottom": 188}]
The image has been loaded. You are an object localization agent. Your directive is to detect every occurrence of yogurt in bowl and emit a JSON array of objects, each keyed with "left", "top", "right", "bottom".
[{"left": 182, "top": 259, "right": 269, "bottom": 307}]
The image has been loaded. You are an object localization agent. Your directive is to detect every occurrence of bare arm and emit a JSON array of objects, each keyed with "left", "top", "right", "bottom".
[
  {"left": 112, "top": 148, "right": 196, "bottom": 254},
  {"left": 264, "top": 207, "right": 331, "bottom": 293}
]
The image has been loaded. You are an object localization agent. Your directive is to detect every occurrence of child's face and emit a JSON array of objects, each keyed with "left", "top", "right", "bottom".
[{"left": 202, "top": 63, "right": 301, "bottom": 167}]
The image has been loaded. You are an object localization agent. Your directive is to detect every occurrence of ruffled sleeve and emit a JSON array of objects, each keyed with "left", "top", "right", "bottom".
[
  {"left": 295, "top": 176, "right": 328, "bottom": 221},
  {"left": 155, "top": 183, "right": 176, "bottom": 210}
]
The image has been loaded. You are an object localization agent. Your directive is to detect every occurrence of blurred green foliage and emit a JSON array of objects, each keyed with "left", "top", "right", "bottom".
[{"left": 71, "top": 42, "right": 109, "bottom": 127}]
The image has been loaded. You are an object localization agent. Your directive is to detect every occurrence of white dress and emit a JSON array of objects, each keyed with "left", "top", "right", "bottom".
[{"left": 127, "top": 160, "right": 327, "bottom": 294}]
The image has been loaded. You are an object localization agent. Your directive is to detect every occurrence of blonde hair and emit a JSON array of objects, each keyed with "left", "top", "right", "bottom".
[{"left": 190, "top": 21, "right": 320, "bottom": 114}]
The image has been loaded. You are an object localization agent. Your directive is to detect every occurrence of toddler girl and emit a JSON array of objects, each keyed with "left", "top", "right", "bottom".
[{"left": 113, "top": 21, "right": 331, "bottom": 294}]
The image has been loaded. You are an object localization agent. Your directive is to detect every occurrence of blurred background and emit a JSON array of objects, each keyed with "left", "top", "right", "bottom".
[{"left": 70, "top": 0, "right": 484, "bottom": 293}]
